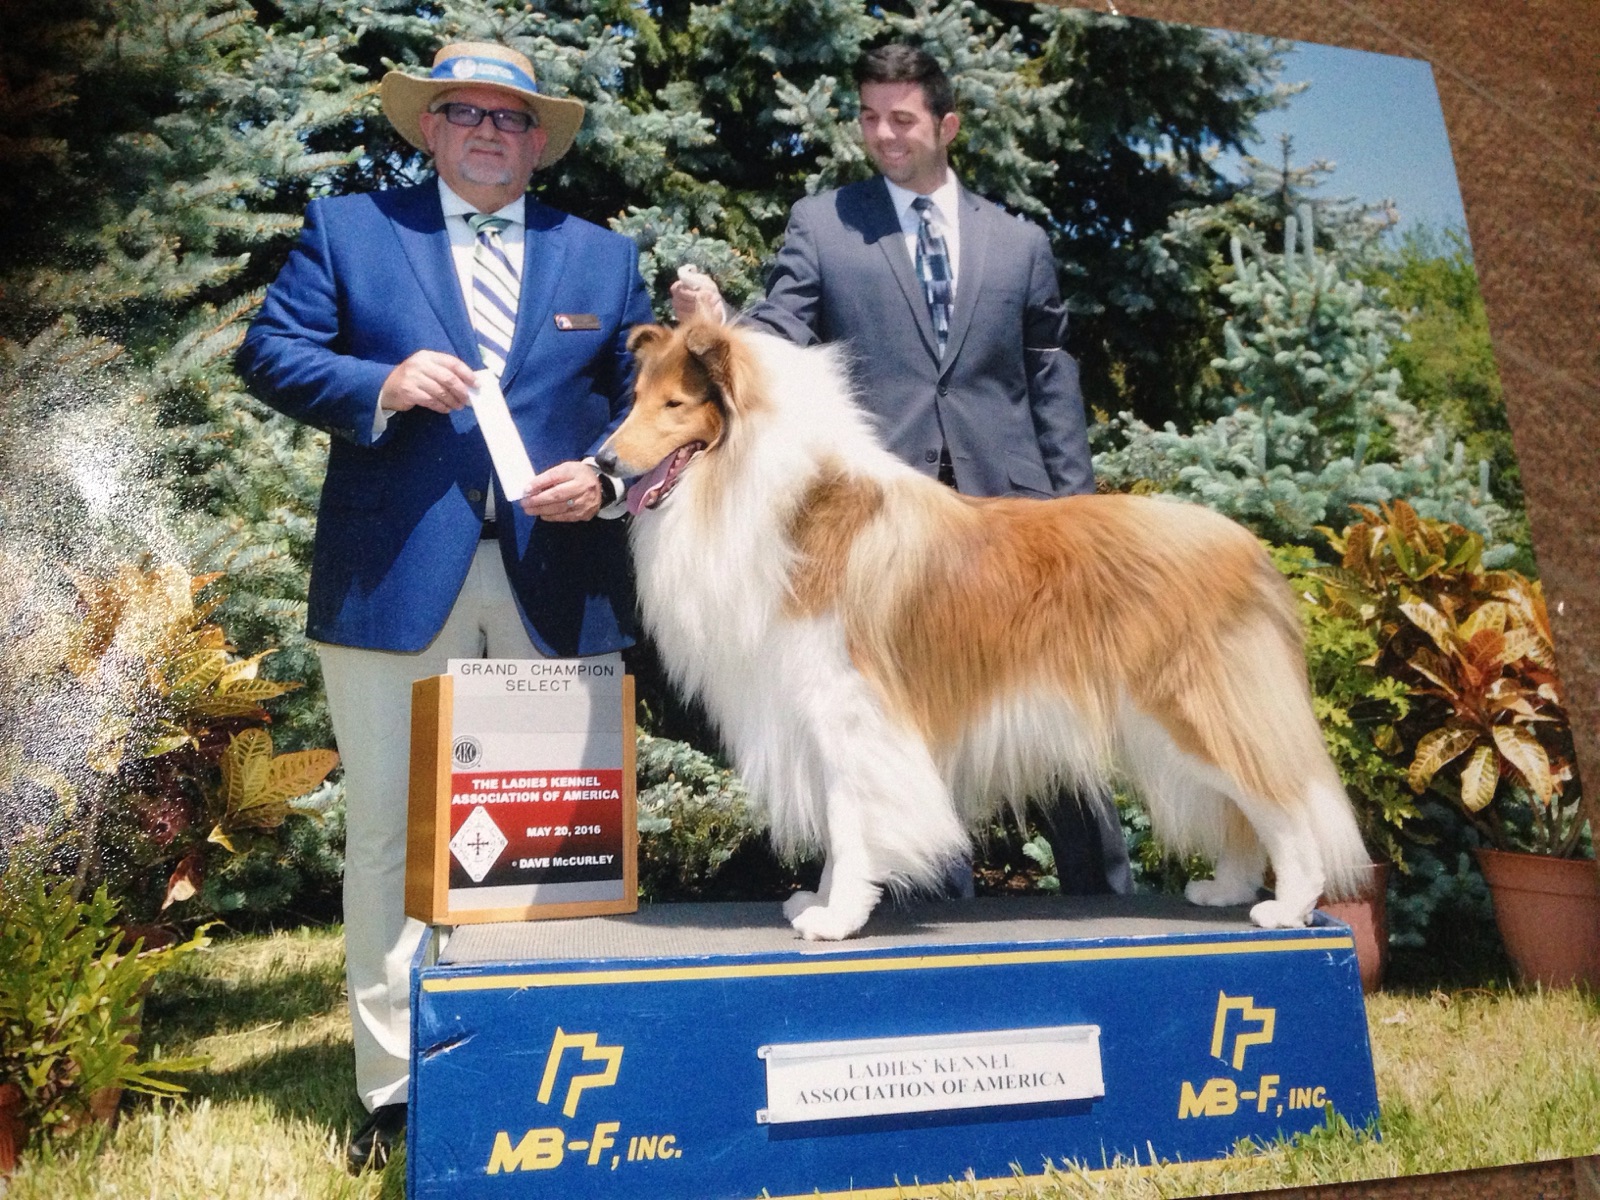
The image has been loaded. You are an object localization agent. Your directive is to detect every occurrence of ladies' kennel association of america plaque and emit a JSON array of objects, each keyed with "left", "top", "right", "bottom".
[{"left": 405, "top": 656, "right": 637, "bottom": 924}]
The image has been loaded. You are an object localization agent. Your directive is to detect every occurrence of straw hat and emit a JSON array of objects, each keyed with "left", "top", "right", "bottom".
[{"left": 380, "top": 42, "right": 586, "bottom": 166}]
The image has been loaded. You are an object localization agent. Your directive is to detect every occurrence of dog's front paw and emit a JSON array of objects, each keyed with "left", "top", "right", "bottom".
[
  {"left": 1249, "top": 898, "right": 1311, "bottom": 929},
  {"left": 1184, "top": 877, "right": 1258, "bottom": 907},
  {"left": 782, "top": 890, "right": 821, "bottom": 921},
  {"left": 789, "top": 903, "right": 868, "bottom": 942}
]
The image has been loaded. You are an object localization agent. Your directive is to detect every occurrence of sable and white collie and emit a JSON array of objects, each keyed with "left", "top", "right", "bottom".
[{"left": 598, "top": 322, "right": 1367, "bottom": 941}]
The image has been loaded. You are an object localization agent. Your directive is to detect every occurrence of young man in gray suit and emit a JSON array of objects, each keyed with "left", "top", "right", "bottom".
[{"left": 674, "top": 43, "right": 1130, "bottom": 895}]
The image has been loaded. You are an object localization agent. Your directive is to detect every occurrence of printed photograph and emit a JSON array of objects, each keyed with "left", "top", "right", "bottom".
[{"left": 0, "top": 1, "right": 1592, "bottom": 1196}]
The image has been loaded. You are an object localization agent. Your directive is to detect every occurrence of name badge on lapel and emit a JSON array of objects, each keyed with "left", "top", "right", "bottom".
[{"left": 554, "top": 313, "right": 601, "bottom": 331}]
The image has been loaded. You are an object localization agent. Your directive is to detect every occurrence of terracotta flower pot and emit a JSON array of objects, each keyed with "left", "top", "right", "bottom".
[
  {"left": 1475, "top": 848, "right": 1600, "bottom": 989},
  {"left": 0, "top": 1082, "right": 23, "bottom": 1176},
  {"left": 1318, "top": 862, "right": 1391, "bottom": 993}
]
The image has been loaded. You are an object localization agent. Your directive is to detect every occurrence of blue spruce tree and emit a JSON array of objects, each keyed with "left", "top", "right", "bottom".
[{"left": 1094, "top": 198, "right": 1510, "bottom": 557}]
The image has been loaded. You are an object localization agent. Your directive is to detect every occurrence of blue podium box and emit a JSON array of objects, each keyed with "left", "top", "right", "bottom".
[{"left": 408, "top": 897, "right": 1378, "bottom": 1199}]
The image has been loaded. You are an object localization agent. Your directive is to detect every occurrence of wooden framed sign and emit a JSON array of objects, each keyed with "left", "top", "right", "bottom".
[{"left": 405, "top": 655, "right": 637, "bottom": 925}]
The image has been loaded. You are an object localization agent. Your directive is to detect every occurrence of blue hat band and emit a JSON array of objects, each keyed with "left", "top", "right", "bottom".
[{"left": 431, "top": 56, "right": 540, "bottom": 93}]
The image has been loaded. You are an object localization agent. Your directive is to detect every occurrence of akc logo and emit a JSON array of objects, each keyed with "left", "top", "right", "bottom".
[{"left": 452, "top": 735, "right": 484, "bottom": 768}]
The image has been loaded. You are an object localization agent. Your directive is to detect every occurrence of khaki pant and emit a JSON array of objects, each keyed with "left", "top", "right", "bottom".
[{"left": 316, "top": 542, "right": 545, "bottom": 1111}]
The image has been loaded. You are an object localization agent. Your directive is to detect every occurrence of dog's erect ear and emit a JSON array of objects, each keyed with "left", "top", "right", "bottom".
[
  {"left": 627, "top": 324, "right": 671, "bottom": 357},
  {"left": 681, "top": 321, "right": 734, "bottom": 392}
]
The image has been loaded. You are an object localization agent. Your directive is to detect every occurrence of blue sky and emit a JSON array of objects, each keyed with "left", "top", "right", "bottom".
[{"left": 1222, "top": 39, "right": 1469, "bottom": 239}]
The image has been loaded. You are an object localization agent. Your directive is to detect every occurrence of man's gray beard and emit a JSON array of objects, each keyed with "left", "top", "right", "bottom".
[
  {"left": 457, "top": 151, "right": 512, "bottom": 188},
  {"left": 459, "top": 159, "right": 514, "bottom": 187}
]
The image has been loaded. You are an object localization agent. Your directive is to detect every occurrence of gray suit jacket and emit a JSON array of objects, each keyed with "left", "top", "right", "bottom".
[{"left": 744, "top": 176, "right": 1093, "bottom": 498}]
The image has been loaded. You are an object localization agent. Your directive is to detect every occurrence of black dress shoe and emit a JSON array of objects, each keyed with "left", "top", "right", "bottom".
[{"left": 346, "top": 1102, "right": 406, "bottom": 1174}]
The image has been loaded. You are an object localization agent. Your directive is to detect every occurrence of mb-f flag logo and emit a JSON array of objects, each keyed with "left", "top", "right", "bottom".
[
  {"left": 1209, "top": 992, "right": 1275, "bottom": 1071},
  {"left": 538, "top": 1028, "right": 624, "bottom": 1116}
]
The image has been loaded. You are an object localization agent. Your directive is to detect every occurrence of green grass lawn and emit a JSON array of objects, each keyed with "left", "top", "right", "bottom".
[
  {"left": 4, "top": 927, "right": 396, "bottom": 1200},
  {"left": 4, "top": 926, "right": 1597, "bottom": 1199}
]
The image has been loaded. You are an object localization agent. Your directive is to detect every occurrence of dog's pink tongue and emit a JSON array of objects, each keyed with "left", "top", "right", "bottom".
[{"left": 626, "top": 453, "right": 678, "bottom": 517}]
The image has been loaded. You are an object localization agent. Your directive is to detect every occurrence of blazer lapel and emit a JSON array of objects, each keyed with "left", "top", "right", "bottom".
[
  {"left": 941, "top": 185, "right": 987, "bottom": 369},
  {"left": 863, "top": 178, "right": 940, "bottom": 362},
  {"left": 387, "top": 183, "right": 479, "bottom": 366},
  {"left": 499, "top": 198, "right": 569, "bottom": 392}
]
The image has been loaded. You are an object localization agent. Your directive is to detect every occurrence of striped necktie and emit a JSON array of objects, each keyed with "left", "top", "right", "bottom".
[
  {"left": 466, "top": 213, "right": 520, "bottom": 378},
  {"left": 912, "top": 196, "right": 952, "bottom": 356}
]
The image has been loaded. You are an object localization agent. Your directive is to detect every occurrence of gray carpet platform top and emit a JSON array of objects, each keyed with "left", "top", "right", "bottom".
[{"left": 436, "top": 895, "right": 1278, "bottom": 966}]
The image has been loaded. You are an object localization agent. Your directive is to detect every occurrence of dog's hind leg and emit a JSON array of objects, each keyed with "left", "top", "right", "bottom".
[
  {"left": 1241, "top": 775, "right": 1361, "bottom": 928},
  {"left": 1219, "top": 786, "right": 1327, "bottom": 928},
  {"left": 1132, "top": 711, "right": 1333, "bottom": 927},
  {"left": 1184, "top": 805, "right": 1266, "bottom": 908},
  {"left": 1120, "top": 708, "right": 1265, "bottom": 907},
  {"left": 1157, "top": 741, "right": 1355, "bottom": 927},
  {"left": 1144, "top": 729, "right": 1344, "bottom": 927},
  {"left": 1134, "top": 597, "right": 1367, "bottom": 928}
]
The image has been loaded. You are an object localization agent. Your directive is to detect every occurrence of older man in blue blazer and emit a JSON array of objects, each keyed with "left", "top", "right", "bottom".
[
  {"left": 673, "top": 43, "right": 1129, "bottom": 898},
  {"left": 237, "top": 41, "right": 651, "bottom": 1171}
]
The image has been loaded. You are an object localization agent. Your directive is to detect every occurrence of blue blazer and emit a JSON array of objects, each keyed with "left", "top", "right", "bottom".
[
  {"left": 745, "top": 177, "right": 1092, "bottom": 499},
  {"left": 236, "top": 181, "right": 653, "bottom": 656}
]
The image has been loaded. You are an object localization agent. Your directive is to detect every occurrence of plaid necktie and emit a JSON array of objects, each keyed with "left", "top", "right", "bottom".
[
  {"left": 466, "top": 213, "right": 520, "bottom": 378},
  {"left": 912, "top": 196, "right": 952, "bottom": 356}
]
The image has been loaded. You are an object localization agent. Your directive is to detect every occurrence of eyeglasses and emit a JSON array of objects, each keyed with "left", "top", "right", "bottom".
[{"left": 429, "top": 102, "right": 538, "bottom": 134}]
